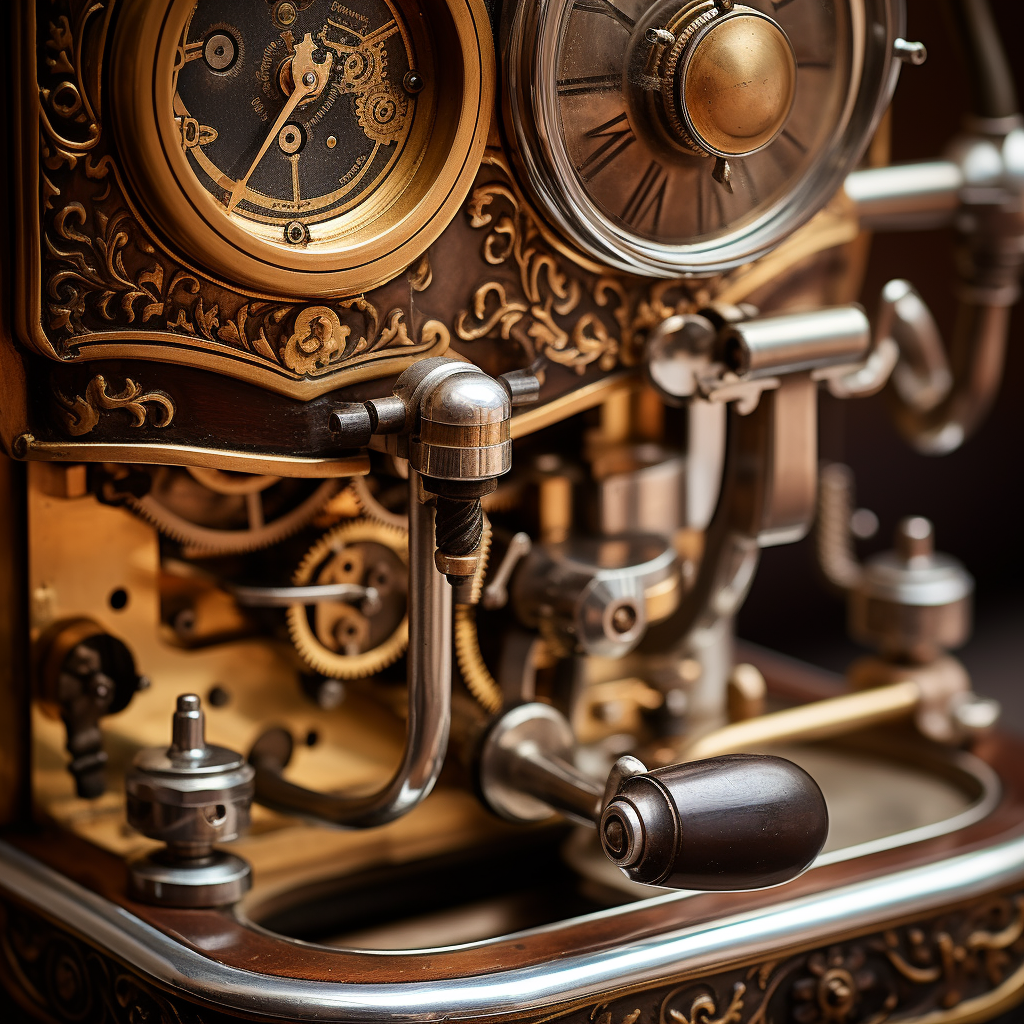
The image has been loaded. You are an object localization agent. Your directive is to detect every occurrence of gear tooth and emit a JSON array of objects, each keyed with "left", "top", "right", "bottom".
[{"left": 125, "top": 477, "right": 342, "bottom": 554}]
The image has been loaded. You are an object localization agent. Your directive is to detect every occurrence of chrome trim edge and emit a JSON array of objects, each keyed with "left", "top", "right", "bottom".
[{"left": 2, "top": 831, "right": 1024, "bottom": 1021}]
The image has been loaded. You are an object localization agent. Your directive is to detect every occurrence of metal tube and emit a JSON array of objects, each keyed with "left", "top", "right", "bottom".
[
  {"left": 511, "top": 749, "right": 604, "bottom": 826},
  {"left": 844, "top": 162, "right": 963, "bottom": 232},
  {"left": 892, "top": 294, "right": 1014, "bottom": 455},
  {"left": 252, "top": 471, "right": 452, "bottom": 828},
  {"left": 679, "top": 681, "right": 922, "bottom": 761},
  {"left": 722, "top": 307, "right": 870, "bottom": 380}
]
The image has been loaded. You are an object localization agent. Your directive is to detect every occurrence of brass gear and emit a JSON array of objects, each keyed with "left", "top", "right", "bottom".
[
  {"left": 453, "top": 514, "right": 503, "bottom": 714},
  {"left": 127, "top": 466, "right": 343, "bottom": 555},
  {"left": 287, "top": 518, "right": 409, "bottom": 679}
]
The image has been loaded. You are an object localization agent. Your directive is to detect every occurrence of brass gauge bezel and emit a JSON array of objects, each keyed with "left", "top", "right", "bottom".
[
  {"left": 503, "top": 0, "right": 905, "bottom": 278},
  {"left": 112, "top": 0, "right": 494, "bottom": 299}
]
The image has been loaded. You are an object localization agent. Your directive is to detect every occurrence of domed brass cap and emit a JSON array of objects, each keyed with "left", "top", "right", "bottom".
[{"left": 679, "top": 10, "right": 796, "bottom": 157}]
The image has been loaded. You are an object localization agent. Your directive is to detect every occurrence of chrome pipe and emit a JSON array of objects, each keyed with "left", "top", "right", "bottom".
[
  {"left": 891, "top": 289, "right": 1015, "bottom": 455},
  {"left": 252, "top": 470, "right": 452, "bottom": 827},
  {"left": 722, "top": 306, "right": 871, "bottom": 379},
  {"left": 844, "top": 161, "right": 963, "bottom": 232}
]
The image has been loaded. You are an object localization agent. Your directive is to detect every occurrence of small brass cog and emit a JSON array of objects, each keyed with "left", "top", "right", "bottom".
[{"left": 287, "top": 517, "right": 409, "bottom": 679}]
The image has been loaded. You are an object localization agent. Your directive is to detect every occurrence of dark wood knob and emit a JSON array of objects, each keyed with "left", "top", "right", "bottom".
[{"left": 600, "top": 753, "right": 828, "bottom": 890}]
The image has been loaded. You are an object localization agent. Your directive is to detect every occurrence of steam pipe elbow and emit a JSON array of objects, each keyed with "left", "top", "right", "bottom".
[{"left": 887, "top": 286, "right": 1015, "bottom": 456}]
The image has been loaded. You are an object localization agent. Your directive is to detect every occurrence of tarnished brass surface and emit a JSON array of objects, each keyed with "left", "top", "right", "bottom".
[{"left": 682, "top": 11, "right": 797, "bottom": 157}]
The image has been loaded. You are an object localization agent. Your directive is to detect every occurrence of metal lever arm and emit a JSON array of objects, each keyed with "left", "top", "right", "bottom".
[
  {"left": 478, "top": 703, "right": 828, "bottom": 891},
  {"left": 251, "top": 471, "right": 452, "bottom": 828}
]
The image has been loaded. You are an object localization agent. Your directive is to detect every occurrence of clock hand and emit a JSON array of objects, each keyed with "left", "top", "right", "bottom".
[{"left": 224, "top": 33, "right": 332, "bottom": 214}]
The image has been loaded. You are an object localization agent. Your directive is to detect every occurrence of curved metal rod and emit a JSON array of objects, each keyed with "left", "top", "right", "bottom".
[
  {"left": 842, "top": 0, "right": 1023, "bottom": 454},
  {"left": 251, "top": 470, "right": 452, "bottom": 828},
  {"left": 884, "top": 281, "right": 1016, "bottom": 455},
  {"left": 642, "top": 378, "right": 817, "bottom": 651}
]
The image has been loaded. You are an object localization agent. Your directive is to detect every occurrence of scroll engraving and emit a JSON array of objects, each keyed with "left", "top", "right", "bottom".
[
  {"left": 455, "top": 154, "right": 703, "bottom": 376},
  {"left": 55, "top": 375, "right": 175, "bottom": 436}
]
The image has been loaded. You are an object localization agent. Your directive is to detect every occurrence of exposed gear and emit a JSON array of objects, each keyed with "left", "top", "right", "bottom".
[
  {"left": 287, "top": 518, "right": 409, "bottom": 679},
  {"left": 349, "top": 474, "right": 408, "bottom": 529},
  {"left": 124, "top": 466, "right": 342, "bottom": 555},
  {"left": 453, "top": 515, "right": 503, "bottom": 714}
]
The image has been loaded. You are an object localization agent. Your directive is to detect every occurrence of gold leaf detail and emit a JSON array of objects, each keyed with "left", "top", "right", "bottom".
[
  {"left": 55, "top": 375, "right": 175, "bottom": 436},
  {"left": 282, "top": 306, "right": 348, "bottom": 374}
]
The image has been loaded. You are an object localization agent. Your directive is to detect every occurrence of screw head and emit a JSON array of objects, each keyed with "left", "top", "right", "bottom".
[
  {"left": 285, "top": 220, "right": 308, "bottom": 245},
  {"left": 276, "top": 1, "right": 298, "bottom": 25},
  {"left": 611, "top": 603, "right": 638, "bottom": 635},
  {"left": 302, "top": 70, "right": 317, "bottom": 88},
  {"left": 403, "top": 70, "right": 425, "bottom": 94}
]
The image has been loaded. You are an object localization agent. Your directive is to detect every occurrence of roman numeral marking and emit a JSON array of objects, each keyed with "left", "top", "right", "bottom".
[
  {"left": 556, "top": 73, "right": 621, "bottom": 95},
  {"left": 622, "top": 160, "right": 667, "bottom": 229},
  {"left": 574, "top": 0, "right": 635, "bottom": 31},
  {"left": 579, "top": 112, "right": 635, "bottom": 180},
  {"left": 781, "top": 129, "right": 808, "bottom": 153}
]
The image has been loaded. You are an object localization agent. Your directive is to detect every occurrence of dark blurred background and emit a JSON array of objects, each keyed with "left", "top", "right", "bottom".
[{"left": 739, "top": 0, "right": 1024, "bottom": 734}]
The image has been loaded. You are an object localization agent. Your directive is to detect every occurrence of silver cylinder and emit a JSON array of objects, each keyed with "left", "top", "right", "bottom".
[
  {"left": 723, "top": 307, "right": 871, "bottom": 379},
  {"left": 844, "top": 161, "right": 963, "bottom": 231}
]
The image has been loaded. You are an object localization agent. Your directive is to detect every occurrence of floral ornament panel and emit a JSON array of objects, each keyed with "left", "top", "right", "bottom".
[{"left": 555, "top": 894, "right": 1024, "bottom": 1024}]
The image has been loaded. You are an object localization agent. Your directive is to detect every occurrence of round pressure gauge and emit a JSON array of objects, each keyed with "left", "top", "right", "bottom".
[
  {"left": 505, "top": 0, "right": 904, "bottom": 276},
  {"left": 113, "top": 0, "right": 493, "bottom": 297}
]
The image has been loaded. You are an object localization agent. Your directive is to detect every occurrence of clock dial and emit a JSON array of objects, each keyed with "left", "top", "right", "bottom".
[
  {"left": 506, "top": 0, "right": 903, "bottom": 275},
  {"left": 112, "top": 0, "right": 493, "bottom": 296},
  {"left": 173, "top": 0, "right": 420, "bottom": 248}
]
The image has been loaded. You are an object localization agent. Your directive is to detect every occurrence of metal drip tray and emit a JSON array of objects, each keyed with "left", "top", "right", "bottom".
[{"left": 243, "top": 734, "right": 999, "bottom": 950}]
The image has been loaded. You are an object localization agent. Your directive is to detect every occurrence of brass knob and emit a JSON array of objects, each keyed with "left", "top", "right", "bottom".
[{"left": 675, "top": 8, "right": 796, "bottom": 157}]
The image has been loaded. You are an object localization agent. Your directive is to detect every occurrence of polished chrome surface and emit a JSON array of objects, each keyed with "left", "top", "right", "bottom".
[
  {"left": 479, "top": 703, "right": 603, "bottom": 825},
  {"left": 127, "top": 849, "right": 252, "bottom": 908},
  {"left": 845, "top": 161, "right": 963, "bottom": 230},
  {"left": 251, "top": 471, "right": 452, "bottom": 828},
  {"left": 723, "top": 306, "right": 870, "bottom": 378},
  {"left": 3, "top": 824, "right": 1024, "bottom": 1020},
  {"left": 230, "top": 582, "right": 379, "bottom": 609},
  {"left": 512, "top": 534, "right": 680, "bottom": 657},
  {"left": 126, "top": 695, "right": 255, "bottom": 906},
  {"left": 847, "top": 127, "right": 1024, "bottom": 454}
]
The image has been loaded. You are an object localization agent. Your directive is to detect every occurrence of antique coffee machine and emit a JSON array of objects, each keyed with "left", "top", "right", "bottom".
[{"left": 2, "top": 0, "right": 1024, "bottom": 1021}]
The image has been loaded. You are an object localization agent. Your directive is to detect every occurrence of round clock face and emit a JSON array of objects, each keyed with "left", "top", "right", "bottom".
[
  {"left": 173, "top": 0, "right": 421, "bottom": 249},
  {"left": 506, "top": 0, "right": 903, "bottom": 276},
  {"left": 114, "top": 0, "right": 493, "bottom": 296}
]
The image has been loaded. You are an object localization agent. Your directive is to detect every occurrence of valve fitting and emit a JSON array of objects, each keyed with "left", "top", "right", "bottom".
[
  {"left": 126, "top": 694, "right": 254, "bottom": 907},
  {"left": 330, "top": 357, "right": 538, "bottom": 588}
]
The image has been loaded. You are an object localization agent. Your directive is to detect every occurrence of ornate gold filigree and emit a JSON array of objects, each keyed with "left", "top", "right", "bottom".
[
  {"left": 30, "top": 0, "right": 448, "bottom": 395},
  {"left": 566, "top": 892, "right": 1024, "bottom": 1024},
  {"left": 666, "top": 984, "right": 745, "bottom": 1024},
  {"left": 47, "top": 205, "right": 164, "bottom": 345},
  {"left": 282, "top": 306, "right": 347, "bottom": 374},
  {"left": 55, "top": 375, "right": 175, "bottom": 436},
  {"left": 455, "top": 155, "right": 704, "bottom": 375}
]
